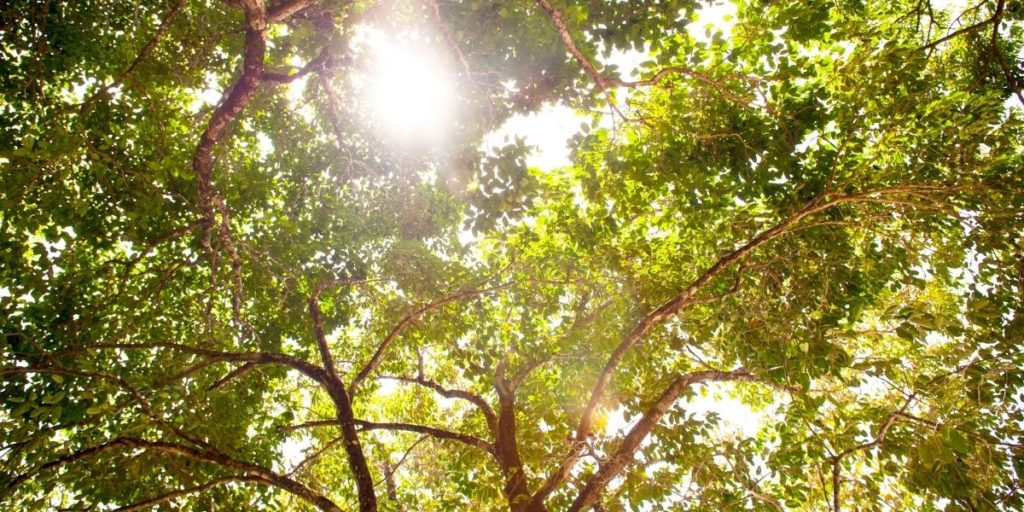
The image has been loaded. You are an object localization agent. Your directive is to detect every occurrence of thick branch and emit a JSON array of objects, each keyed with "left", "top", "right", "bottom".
[
  {"left": 568, "top": 369, "right": 755, "bottom": 511},
  {"left": 324, "top": 383, "right": 377, "bottom": 512},
  {"left": 308, "top": 280, "right": 378, "bottom": 512},
  {"left": 528, "top": 186, "right": 958, "bottom": 509},
  {"left": 192, "top": 0, "right": 268, "bottom": 334}
]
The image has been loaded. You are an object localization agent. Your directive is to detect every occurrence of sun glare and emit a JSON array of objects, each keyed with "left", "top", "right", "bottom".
[{"left": 356, "top": 28, "right": 457, "bottom": 145}]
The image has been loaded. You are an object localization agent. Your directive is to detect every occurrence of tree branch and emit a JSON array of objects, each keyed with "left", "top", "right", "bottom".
[
  {"left": 533, "top": 0, "right": 626, "bottom": 120},
  {"left": 349, "top": 282, "right": 512, "bottom": 395},
  {"left": 307, "top": 279, "right": 378, "bottom": 512},
  {"left": 567, "top": 369, "right": 756, "bottom": 511},
  {"left": 379, "top": 375, "right": 497, "bottom": 433},
  {"left": 357, "top": 420, "right": 494, "bottom": 454},
  {"left": 192, "top": 0, "right": 268, "bottom": 338},
  {"left": 4, "top": 438, "right": 342, "bottom": 511},
  {"left": 208, "top": 361, "right": 260, "bottom": 391},
  {"left": 528, "top": 185, "right": 960, "bottom": 509},
  {"left": 80, "top": 0, "right": 188, "bottom": 115},
  {"left": 285, "top": 417, "right": 493, "bottom": 454},
  {"left": 919, "top": 2, "right": 997, "bottom": 50},
  {"left": 113, "top": 475, "right": 265, "bottom": 511},
  {"left": 988, "top": 0, "right": 1024, "bottom": 108},
  {"left": 267, "top": 0, "right": 317, "bottom": 22}
]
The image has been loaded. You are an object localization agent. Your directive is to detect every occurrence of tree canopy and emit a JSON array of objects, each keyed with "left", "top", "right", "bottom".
[{"left": 2, "top": 0, "right": 1024, "bottom": 510}]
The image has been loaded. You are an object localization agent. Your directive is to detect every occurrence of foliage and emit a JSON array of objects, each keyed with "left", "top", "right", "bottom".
[{"left": 1, "top": 0, "right": 1023, "bottom": 510}]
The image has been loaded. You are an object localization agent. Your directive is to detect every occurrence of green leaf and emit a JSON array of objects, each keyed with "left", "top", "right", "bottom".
[{"left": 943, "top": 427, "right": 970, "bottom": 455}]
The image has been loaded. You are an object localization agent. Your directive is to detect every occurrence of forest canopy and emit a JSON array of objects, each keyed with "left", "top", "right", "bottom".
[{"left": 2, "top": 0, "right": 1024, "bottom": 510}]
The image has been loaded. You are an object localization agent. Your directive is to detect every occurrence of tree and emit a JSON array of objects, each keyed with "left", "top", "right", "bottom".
[{"left": 2, "top": 0, "right": 1023, "bottom": 510}]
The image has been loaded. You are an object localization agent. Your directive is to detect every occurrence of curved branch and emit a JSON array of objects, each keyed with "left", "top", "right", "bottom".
[
  {"left": 379, "top": 375, "right": 497, "bottom": 433},
  {"left": 528, "top": 186, "right": 960, "bottom": 509},
  {"left": 114, "top": 475, "right": 265, "bottom": 511},
  {"left": 192, "top": 0, "right": 268, "bottom": 335},
  {"left": 357, "top": 420, "right": 494, "bottom": 454},
  {"left": 283, "top": 418, "right": 493, "bottom": 454},
  {"left": 919, "top": 3, "right": 997, "bottom": 50},
  {"left": 307, "top": 279, "right": 378, "bottom": 512},
  {"left": 989, "top": 0, "right": 1024, "bottom": 108},
  {"left": 4, "top": 438, "right": 342, "bottom": 511},
  {"left": 568, "top": 369, "right": 756, "bottom": 511}
]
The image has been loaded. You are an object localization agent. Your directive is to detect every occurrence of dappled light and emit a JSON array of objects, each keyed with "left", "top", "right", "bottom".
[{"left": 2, "top": 0, "right": 1023, "bottom": 511}]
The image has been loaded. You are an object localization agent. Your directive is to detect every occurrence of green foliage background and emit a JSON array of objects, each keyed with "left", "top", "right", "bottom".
[{"left": 1, "top": 0, "right": 1023, "bottom": 510}]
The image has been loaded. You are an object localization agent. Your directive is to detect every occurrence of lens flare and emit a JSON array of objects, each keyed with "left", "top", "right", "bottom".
[{"left": 356, "top": 28, "right": 456, "bottom": 146}]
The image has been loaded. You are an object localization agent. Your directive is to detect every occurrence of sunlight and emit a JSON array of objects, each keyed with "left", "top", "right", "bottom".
[{"left": 355, "top": 28, "right": 457, "bottom": 145}]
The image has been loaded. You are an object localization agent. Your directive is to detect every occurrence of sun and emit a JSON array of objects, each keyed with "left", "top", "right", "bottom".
[{"left": 355, "top": 28, "right": 457, "bottom": 146}]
